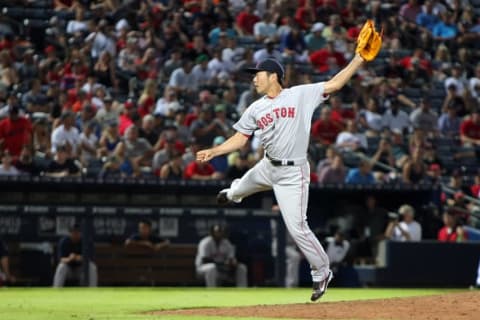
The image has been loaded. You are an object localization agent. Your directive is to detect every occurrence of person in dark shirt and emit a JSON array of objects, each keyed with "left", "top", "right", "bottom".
[
  {"left": 52, "top": 223, "right": 97, "bottom": 287},
  {"left": 125, "top": 219, "right": 169, "bottom": 251},
  {"left": 0, "top": 239, "right": 15, "bottom": 285},
  {"left": 226, "top": 153, "right": 250, "bottom": 180},
  {"left": 45, "top": 145, "right": 81, "bottom": 177}
]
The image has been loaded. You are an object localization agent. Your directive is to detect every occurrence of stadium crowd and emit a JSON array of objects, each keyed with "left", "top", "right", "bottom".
[{"left": 0, "top": 0, "right": 480, "bottom": 231}]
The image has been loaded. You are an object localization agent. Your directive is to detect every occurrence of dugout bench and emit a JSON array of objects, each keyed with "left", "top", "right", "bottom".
[
  {"left": 4, "top": 242, "right": 201, "bottom": 287},
  {"left": 94, "top": 243, "right": 202, "bottom": 286}
]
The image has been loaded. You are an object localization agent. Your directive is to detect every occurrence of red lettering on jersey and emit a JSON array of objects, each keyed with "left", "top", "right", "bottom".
[
  {"left": 273, "top": 108, "right": 280, "bottom": 118},
  {"left": 288, "top": 107, "right": 295, "bottom": 118},
  {"left": 280, "top": 107, "right": 287, "bottom": 118},
  {"left": 257, "top": 120, "right": 264, "bottom": 130},
  {"left": 266, "top": 113, "right": 273, "bottom": 123},
  {"left": 261, "top": 117, "right": 269, "bottom": 127}
]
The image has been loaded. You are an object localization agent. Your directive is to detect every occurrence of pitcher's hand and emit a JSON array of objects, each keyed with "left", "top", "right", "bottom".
[{"left": 196, "top": 149, "right": 215, "bottom": 162}]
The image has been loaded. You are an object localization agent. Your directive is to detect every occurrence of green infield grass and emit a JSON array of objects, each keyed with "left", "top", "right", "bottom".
[{"left": 0, "top": 287, "right": 464, "bottom": 320}]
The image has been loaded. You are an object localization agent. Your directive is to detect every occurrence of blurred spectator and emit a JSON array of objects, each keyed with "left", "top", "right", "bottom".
[
  {"left": 460, "top": 108, "right": 480, "bottom": 147},
  {"left": 345, "top": 159, "right": 375, "bottom": 185},
  {"left": 371, "top": 139, "right": 395, "bottom": 178},
  {"left": 309, "top": 40, "right": 347, "bottom": 74},
  {"left": 98, "top": 155, "right": 125, "bottom": 179},
  {"left": 437, "top": 211, "right": 468, "bottom": 242},
  {"left": 118, "top": 99, "right": 137, "bottom": 136},
  {"left": 399, "top": 0, "right": 422, "bottom": 24},
  {"left": 14, "top": 146, "right": 40, "bottom": 176},
  {"left": 45, "top": 145, "right": 81, "bottom": 178},
  {"left": 318, "top": 154, "right": 346, "bottom": 184},
  {"left": 209, "top": 136, "right": 228, "bottom": 175},
  {"left": 402, "top": 149, "right": 427, "bottom": 184},
  {"left": 168, "top": 60, "right": 197, "bottom": 95},
  {"left": 470, "top": 171, "right": 480, "bottom": 198},
  {"left": 184, "top": 158, "right": 222, "bottom": 180},
  {"left": 152, "top": 135, "right": 182, "bottom": 174},
  {"left": 235, "top": 2, "right": 260, "bottom": 36},
  {"left": 114, "top": 125, "right": 153, "bottom": 177},
  {"left": 432, "top": 11, "right": 458, "bottom": 43},
  {"left": 154, "top": 86, "right": 180, "bottom": 118},
  {"left": 359, "top": 98, "right": 383, "bottom": 136},
  {"left": 0, "top": 150, "right": 20, "bottom": 176},
  {"left": 225, "top": 152, "right": 251, "bottom": 181},
  {"left": 195, "top": 224, "right": 248, "bottom": 287},
  {"left": 209, "top": 17, "right": 236, "bottom": 46},
  {"left": 384, "top": 204, "right": 422, "bottom": 241},
  {"left": 53, "top": 223, "right": 97, "bottom": 287},
  {"left": 159, "top": 150, "right": 184, "bottom": 180},
  {"left": 51, "top": 111, "right": 81, "bottom": 156},
  {"left": 444, "top": 63, "right": 467, "bottom": 98},
  {"left": 139, "top": 115, "right": 159, "bottom": 147},
  {"left": 190, "top": 106, "right": 224, "bottom": 147},
  {"left": 22, "top": 79, "right": 48, "bottom": 114},
  {"left": 98, "top": 120, "right": 121, "bottom": 158},
  {"left": 0, "top": 105, "right": 32, "bottom": 158},
  {"left": 79, "top": 121, "right": 99, "bottom": 166},
  {"left": 437, "top": 101, "right": 461, "bottom": 137},
  {"left": 0, "top": 238, "right": 15, "bottom": 285},
  {"left": 409, "top": 97, "right": 438, "bottom": 133},
  {"left": 335, "top": 120, "right": 367, "bottom": 153},
  {"left": 305, "top": 22, "right": 327, "bottom": 53},
  {"left": 280, "top": 24, "right": 308, "bottom": 63},
  {"left": 95, "top": 95, "right": 119, "bottom": 129},
  {"left": 253, "top": 38, "right": 283, "bottom": 64},
  {"left": 137, "top": 79, "right": 157, "bottom": 117},
  {"left": 416, "top": 0, "right": 439, "bottom": 33},
  {"left": 93, "top": 51, "right": 118, "bottom": 90},
  {"left": 253, "top": 11, "right": 278, "bottom": 42},
  {"left": 125, "top": 219, "right": 170, "bottom": 251},
  {"left": 468, "top": 63, "right": 480, "bottom": 103},
  {"left": 381, "top": 100, "right": 411, "bottom": 134},
  {"left": 311, "top": 106, "right": 343, "bottom": 146}
]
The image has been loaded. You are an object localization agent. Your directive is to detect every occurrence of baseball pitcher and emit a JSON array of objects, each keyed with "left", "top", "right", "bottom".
[{"left": 197, "top": 20, "right": 382, "bottom": 301}]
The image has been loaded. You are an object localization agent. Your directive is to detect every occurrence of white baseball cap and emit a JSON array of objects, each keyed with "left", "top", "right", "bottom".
[{"left": 311, "top": 22, "right": 325, "bottom": 33}]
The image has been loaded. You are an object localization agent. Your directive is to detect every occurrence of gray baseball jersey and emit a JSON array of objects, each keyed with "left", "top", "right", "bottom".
[
  {"left": 223, "top": 81, "right": 331, "bottom": 285},
  {"left": 233, "top": 82, "right": 328, "bottom": 160}
]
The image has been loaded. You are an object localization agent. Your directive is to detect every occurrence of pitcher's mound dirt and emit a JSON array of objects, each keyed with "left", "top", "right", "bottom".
[{"left": 153, "top": 291, "right": 479, "bottom": 320}]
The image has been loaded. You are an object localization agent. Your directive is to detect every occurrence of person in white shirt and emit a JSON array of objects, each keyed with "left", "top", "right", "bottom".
[
  {"left": 335, "top": 120, "right": 368, "bottom": 152},
  {"left": 384, "top": 204, "right": 422, "bottom": 241},
  {"left": 325, "top": 231, "right": 350, "bottom": 274},
  {"left": 191, "top": 55, "right": 216, "bottom": 88},
  {"left": 51, "top": 112, "right": 81, "bottom": 156},
  {"left": 382, "top": 100, "right": 411, "bottom": 133},
  {"left": 0, "top": 151, "right": 20, "bottom": 176},
  {"left": 444, "top": 64, "right": 467, "bottom": 97},
  {"left": 168, "top": 61, "right": 197, "bottom": 94},
  {"left": 253, "top": 38, "right": 283, "bottom": 64},
  {"left": 195, "top": 224, "right": 247, "bottom": 287},
  {"left": 66, "top": 6, "right": 88, "bottom": 35},
  {"left": 468, "top": 64, "right": 480, "bottom": 102},
  {"left": 253, "top": 12, "right": 278, "bottom": 42}
]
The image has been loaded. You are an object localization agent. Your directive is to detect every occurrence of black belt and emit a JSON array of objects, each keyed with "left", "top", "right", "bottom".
[{"left": 266, "top": 153, "right": 295, "bottom": 166}]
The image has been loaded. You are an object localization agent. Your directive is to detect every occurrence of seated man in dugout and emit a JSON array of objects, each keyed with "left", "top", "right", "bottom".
[
  {"left": 195, "top": 224, "right": 247, "bottom": 287},
  {"left": 125, "top": 219, "right": 170, "bottom": 251},
  {"left": 53, "top": 223, "right": 97, "bottom": 287}
]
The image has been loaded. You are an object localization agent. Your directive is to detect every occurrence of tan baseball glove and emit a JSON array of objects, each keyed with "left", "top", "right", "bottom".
[{"left": 355, "top": 20, "right": 382, "bottom": 62}]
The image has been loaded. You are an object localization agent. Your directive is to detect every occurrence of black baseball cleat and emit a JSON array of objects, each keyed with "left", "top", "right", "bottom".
[
  {"left": 216, "top": 191, "right": 231, "bottom": 205},
  {"left": 310, "top": 271, "right": 333, "bottom": 302}
]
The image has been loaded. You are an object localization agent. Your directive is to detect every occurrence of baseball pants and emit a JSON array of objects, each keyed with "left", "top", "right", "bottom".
[
  {"left": 196, "top": 263, "right": 248, "bottom": 287},
  {"left": 53, "top": 262, "right": 98, "bottom": 287},
  {"left": 226, "top": 158, "right": 331, "bottom": 282}
]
